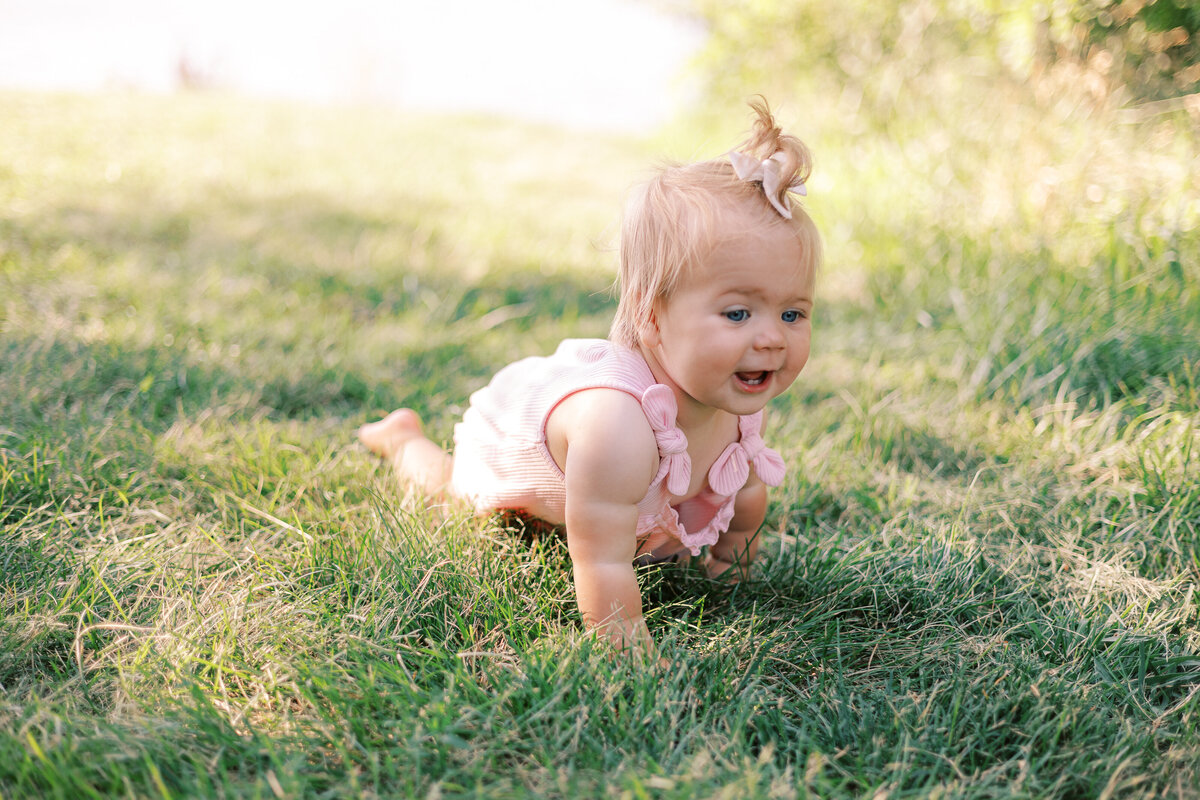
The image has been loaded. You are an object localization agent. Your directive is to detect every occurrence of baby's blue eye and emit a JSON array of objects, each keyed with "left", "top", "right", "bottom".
[
  {"left": 782, "top": 309, "right": 805, "bottom": 323},
  {"left": 724, "top": 309, "right": 749, "bottom": 322}
]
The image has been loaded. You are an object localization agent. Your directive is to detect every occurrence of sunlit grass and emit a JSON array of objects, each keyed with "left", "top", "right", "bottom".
[{"left": 2, "top": 89, "right": 1198, "bottom": 798}]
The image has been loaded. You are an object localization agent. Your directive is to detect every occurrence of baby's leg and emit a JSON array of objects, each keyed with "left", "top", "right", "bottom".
[{"left": 357, "top": 409, "right": 453, "bottom": 497}]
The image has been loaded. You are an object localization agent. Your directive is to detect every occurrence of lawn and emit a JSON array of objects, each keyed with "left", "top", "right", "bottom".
[{"left": 1, "top": 89, "right": 1198, "bottom": 798}]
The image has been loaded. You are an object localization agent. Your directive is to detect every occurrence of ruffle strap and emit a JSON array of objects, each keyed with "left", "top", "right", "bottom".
[
  {"left": 641, "top": 384, "right": 691, "bottom": 497},
  {"left": 707, "top": 413, "right": 786, "bottom": 496}
]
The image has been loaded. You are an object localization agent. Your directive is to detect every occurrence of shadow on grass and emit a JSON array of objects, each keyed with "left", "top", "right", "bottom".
[{"left": 8, "top": 179, "right": 615, "bottom": 318}]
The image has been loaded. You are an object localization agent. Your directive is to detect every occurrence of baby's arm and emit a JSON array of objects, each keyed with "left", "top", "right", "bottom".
[
  {"left": 551, "top": 389, "right": 660, "bottom": 659},
  {"left": 707, "top": 471, "right": 767, "bottom": 581}
]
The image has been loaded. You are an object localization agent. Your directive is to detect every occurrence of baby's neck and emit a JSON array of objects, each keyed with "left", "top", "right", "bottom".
[{"left": 673, "top": 395, "right": 732, "bottom": 437}]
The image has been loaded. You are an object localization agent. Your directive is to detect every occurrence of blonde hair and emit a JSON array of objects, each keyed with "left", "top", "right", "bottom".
[{"left": 610, "top": 98, "right": 823, "bottom": 348}]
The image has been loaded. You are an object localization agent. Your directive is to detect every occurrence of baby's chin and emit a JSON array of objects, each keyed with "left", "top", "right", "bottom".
[{"left": 747, "top": 371, "right": 800, "bottom": 399}]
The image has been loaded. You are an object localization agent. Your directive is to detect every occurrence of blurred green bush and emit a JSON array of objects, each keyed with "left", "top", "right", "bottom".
[{"left": 684, "top": 0, "right": 1199, "bottom": 111}]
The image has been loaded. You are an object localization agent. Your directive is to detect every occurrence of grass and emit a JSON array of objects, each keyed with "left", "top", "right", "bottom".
[{"left": 1, "top": 87, "right": 1198, "bottom": 799}]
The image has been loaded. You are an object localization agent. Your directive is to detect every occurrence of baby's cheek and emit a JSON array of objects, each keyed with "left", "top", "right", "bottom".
[
  {"left": 780, "top": 355, "right": 808, "bottom": 389},
  {"left": 792, "top": 338, "right": 812, "bottom": 371}
]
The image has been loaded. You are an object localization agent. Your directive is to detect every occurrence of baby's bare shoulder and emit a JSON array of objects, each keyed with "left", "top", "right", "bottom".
[{"left": 546, "top": 388, "right": 658, "bottom": 500}]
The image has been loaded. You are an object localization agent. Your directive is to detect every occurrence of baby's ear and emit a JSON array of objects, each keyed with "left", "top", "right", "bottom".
[{"left": 637, "top": 310, "right": 661, "bottom": 349}]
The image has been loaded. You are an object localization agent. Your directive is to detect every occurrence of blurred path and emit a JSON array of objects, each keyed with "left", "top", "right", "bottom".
[{"left": 0, "top": 0, "right": 704, "bottom": 132}]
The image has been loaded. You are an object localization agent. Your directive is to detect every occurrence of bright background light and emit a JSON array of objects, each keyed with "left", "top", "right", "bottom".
[{"left": 0, "top": 0, "right": 705, "bottom": 132}]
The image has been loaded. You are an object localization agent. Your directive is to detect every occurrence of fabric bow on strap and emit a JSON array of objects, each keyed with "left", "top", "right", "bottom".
[
  {"left": 728, "top": 150, "right": 807, "bottom": 220},
  {"left": 641, "top": 384, "right": 692, "bottom": 497},
  {"left": 707, "top": 413, "right": 787, "bottom": 497}
]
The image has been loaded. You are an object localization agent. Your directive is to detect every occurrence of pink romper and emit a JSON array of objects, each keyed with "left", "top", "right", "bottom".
[{"left": 451, "top": 339, "right": 786, "bottom": 557}]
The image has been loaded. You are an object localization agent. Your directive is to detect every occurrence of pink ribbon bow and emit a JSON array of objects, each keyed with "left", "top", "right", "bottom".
[
  {"left": 641, "top": 385, "right": 692, "bottom": 497},
  {"left": 707, "top": 414, "right": 787, "bottom": 496}
]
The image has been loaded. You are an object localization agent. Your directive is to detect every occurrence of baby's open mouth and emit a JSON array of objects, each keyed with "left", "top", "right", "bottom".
[{"left": 736, "top": 371, "right": 770, "bottom": 386}]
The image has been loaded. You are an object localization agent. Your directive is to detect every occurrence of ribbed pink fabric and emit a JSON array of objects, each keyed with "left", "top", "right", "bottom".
[{"left": 451, "top": 339, "right": 785, "bottom": 556}]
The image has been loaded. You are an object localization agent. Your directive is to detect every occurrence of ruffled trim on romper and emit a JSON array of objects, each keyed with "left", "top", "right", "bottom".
[{"left": 635, "top": 384, "right": 786, "bottom": 556}]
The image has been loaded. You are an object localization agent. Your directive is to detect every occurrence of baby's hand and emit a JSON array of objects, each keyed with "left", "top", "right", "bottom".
[
  {"left": 527, "top": 628, "right": 668, "bottom": 670},
  {"left": 608, "top": 633, "right": 671, "bottom": 671},
  {"left": 704, "top": 551, "right": 751, "bottom": 583},
  {"left": 707, "top": 477, "right": 767, "bottom": 582}
]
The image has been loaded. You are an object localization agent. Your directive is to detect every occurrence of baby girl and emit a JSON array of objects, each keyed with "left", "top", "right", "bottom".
[{"left": 359, "top": 99, "right": 821, "bottom": 659}]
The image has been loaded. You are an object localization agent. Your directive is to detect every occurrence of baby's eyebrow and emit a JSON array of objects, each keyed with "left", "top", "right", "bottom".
[{"left": 724, "top": 287, "right": 812, "bottom": 305}]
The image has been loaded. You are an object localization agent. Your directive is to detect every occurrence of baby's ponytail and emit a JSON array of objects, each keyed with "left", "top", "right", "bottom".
[{"left": 729, "top": 97, "right": 813, "bottom": 221}]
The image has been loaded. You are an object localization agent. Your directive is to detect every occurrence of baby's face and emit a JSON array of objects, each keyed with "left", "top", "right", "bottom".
[{"left": 643, "top": 212, "right": 813, "bottom": 418}]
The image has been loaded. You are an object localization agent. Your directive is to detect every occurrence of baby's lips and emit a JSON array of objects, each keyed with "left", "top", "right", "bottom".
[{"left": 735, "top": 370, "right": 773, "bottom": 387}]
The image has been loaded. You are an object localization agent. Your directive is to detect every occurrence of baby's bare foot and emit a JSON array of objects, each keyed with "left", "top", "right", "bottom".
[{"left": 357, "top": 409, "right": 424, "bottom": 461}]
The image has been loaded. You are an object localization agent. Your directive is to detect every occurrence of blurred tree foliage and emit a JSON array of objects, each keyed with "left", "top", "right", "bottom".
[
  {"left": 680, "top": 0, "right": 1199, "bottom": 119},
  {"left": 1071, "top": 0, "right": 1200, "bottom": 98}
]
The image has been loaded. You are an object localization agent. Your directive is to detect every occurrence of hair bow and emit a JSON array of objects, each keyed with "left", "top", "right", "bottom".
[{"left": 728, "top": 150, "right": 807, "bottom": 220}]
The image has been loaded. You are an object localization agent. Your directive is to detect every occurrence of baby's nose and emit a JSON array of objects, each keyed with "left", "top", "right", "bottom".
[{"left": 753, "top": 320, "right": 786, "bottom": 349}]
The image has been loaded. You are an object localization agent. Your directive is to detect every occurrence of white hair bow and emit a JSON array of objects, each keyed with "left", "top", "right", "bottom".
[{"left": 728, "top": 150, "right": 807, "bottom": 219}]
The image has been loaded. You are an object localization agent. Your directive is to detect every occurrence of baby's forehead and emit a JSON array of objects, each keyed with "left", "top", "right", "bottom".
[
  {"left": 708, "top": 215, "right": 810, "bottom": 261},
  {"left": 688, "top": 244, "right": 813, "bottom": 299},
  {"left": 702, "top": 260, "right": 815, "bottom": 295}
]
